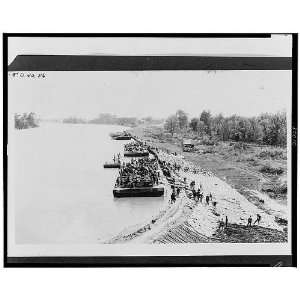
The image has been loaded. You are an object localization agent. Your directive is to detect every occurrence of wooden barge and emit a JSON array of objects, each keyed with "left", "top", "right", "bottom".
[
  {"left": 113, "top": 185, "right": 164, "bottom": 197},
  {"left": 103, "top": 162, "right": 121, "bottom": 168},
  {"left": 113, "top": 135, "right": 132, "bottom": 140},
  {"left": 124, "top": 151, "right": 149, "bottom": 157}
]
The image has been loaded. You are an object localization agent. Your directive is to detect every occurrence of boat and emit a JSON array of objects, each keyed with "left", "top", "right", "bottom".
[
  {"left": 103, "top": 162, "right": 121, "bottom": 168},
  {"left": 110, "top": 131, "right": 132, "bottom": 140},
  {"left": 124, "top": 151, "right": 149, "bottom": 157},
  {"left": 113, "top": 135, "right": 132, "bottom": 140},
  {"left": 113, "top": 185, "right": 164, "bottom": 197}
]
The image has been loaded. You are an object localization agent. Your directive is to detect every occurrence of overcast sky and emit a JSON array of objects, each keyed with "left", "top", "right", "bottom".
[{"left": 8, "top": 36, "right": 292, "bottom": 119}]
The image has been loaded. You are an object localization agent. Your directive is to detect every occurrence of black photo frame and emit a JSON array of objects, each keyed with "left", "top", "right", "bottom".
[{"left": 3, "top": 33, "right": 297, "bottom": 267}]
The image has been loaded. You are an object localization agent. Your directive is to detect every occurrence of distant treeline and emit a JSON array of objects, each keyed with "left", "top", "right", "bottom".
[
  {"left": 164, "top": 110, "right": 287, "bottom": 146},
  {"left": 62, "top": 117, "right": 87, "bottom": 124},
  {"left": 62, "top": 113, "right": 164, "bottom": 127},
  {"left": 15, "top": 113, "right": 39, "bottom": 129}
]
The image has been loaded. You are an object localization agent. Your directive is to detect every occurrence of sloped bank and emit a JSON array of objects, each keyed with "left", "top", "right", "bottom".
[{"left": 104, "top": 134, "right": 287, "bottom": 244}]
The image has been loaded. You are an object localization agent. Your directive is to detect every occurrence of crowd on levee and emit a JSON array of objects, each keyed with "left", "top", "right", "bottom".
[
  {"left": 115, "top": 158, "right": 160, "bottom": 188},
  {"left": 124, "top": 141, "right": 149, "bottom": 153},
  {"left": 153, "top": 145, "right": 262, "bottom": 230}
]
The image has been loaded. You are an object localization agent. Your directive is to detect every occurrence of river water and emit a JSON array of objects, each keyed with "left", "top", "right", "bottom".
[{"left": 11, "top": 123, "right": 166, "bottom": 243}]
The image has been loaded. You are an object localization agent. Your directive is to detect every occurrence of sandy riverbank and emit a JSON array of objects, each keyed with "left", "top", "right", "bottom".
[{"left": 104, "top": 126, "right": 288, "bottom": 244}]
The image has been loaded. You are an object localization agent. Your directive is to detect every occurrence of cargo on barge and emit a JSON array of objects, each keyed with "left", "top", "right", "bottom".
[{"left": 113, "top": 157, "right": 163, "bottom": 197}]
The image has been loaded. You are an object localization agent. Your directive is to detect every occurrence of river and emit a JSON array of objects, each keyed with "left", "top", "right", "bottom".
[{"left": 11, "top": 123, "right": 166, "bottom": 243}]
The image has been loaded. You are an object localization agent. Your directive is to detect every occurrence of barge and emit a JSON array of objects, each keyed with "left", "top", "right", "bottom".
[
  {"left": 110, "top": 132, "right": 131, "bottom": 140},
  {"left": 124, "top": 151, "right": 149, "bottom": 157},
  {"left": 113, "top": 185, "right": 164, "bottom": 197},
  {"left": 113, "top": 135, "right": 132, "bottom": 140},
  {"left": 103, "top": 162, "right": 121, "bottom": 168}
]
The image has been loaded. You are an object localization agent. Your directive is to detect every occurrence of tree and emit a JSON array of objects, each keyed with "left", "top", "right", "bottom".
[
  {"left": 14, "top": 112, "right": 39, "bottom": 129},
  {"left": 200, "top": 110, "right": 212, "bottom": 135},
  {"left": 164, "top": 115, "right": 179, "bottom": 136},
  {"left": 189, "top": 118, "right": 199, "bottom": 132},
  {"left": 175, "top": 110, "right": 188, "bottom": 131},
  {"left": 212, "top": 114, "right": 226, "bottom": 140}
]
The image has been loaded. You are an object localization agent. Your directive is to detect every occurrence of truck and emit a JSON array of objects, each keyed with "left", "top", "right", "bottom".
[{"left": 182, "top": 139, "right": 195, "bottom": 152}]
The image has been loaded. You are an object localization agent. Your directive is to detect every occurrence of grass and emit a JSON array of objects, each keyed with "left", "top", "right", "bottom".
[{"left": 259, "top": 164, "right": 284, "bottom": 175}]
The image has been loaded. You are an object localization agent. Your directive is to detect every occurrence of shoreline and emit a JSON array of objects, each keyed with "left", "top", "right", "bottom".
[{"left": 103, "top": 126, "right": 288, "bottom": 244}]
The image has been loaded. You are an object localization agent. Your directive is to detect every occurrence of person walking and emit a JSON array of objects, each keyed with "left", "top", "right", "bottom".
[
  {"left": 253, "top": 214, "right": 261, "bottom": 225},
  {"left": 196, "top": 189, "right": 201, "bottom": 201},
  {"left": 199, "top": 192, "right": 203, "bottom": 203},
  {"left": 206, "top": 195, "right": 210, "bottom": 205},
  {"left": 219, "top": 219, "right": 225, "bottom": 231},
  {"left": 171, "top": 191, "right": 176, "bottom": 204},
  {"left": 192, "top": 188, "right": 197, "bottom": 200}
]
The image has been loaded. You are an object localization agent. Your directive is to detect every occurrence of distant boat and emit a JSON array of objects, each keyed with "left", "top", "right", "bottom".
[
  {"left": 110, "top": 132, "right": 132, "bottom": 140},
  {"left": 113, "top": 135, "right": 132, "bottom": 140}
]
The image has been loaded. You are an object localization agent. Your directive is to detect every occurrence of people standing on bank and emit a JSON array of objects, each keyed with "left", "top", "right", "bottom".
[
  {"left": 192, "top": 188, "right": 197, "bottom": 200},
  {"left": 199, "top": 192, "right": 203, "bottom": 202},
  {"left": 219, "top": 219, "right": 225, "bottom": 231},
  {"left": 206, "top": 195, "right": 210, "bottom": 205},
  {"left": 171, "top": 191, "right": 176, "bottom": 204},
  {"left": 196, "top": 188, "right": 201, "bottom": 201},
  {"left": 247, "top": 216, "right": 253, "bottom": 227}
]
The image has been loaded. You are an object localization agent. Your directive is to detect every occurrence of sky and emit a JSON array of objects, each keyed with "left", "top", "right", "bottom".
[{"left": 8, "top": 35, "right": 292, "bottom": 119}]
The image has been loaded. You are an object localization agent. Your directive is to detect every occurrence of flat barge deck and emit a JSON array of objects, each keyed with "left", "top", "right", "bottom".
[
  {"left": 113, "top": 136, "right": 132, "bottom": 140},
  {"left": 124, "top": 151, "right": 149, "bottom": 157},
  {"left": 103, "top": 162, "right": 121, "bottom": 168}
]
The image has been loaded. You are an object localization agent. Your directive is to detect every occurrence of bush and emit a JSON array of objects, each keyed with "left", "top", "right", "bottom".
[
  {"left": 202, "top": 147, "right": 216, "bottom": 154},
  {"left": 233, "top": 142, "right": 248, "bottom": 150},
  {"left": 257, "top": 149, "right": 286, "bottom": 160},
  {"left": 259, "top": 164, "right": 284, "bottom": 175}
]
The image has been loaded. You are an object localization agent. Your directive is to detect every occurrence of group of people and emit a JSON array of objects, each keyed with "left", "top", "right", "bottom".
[
  {"left": 124, "top": 141, "right": 149, "bottom": 153},
  {"left": 133, "top": 139, "right": 264, "bottom": 231},
  {"left": 246, "top": 214, "right": 262, "bottom": 227},
  {"left": 218, "top": 214, "right": 262, "bottom": 232},
  {"left": 112, "top": 153, "right": 121, "bottom": 164},
  {"left": 116, "top": 157, "right": 160, "bottom": 188}
]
